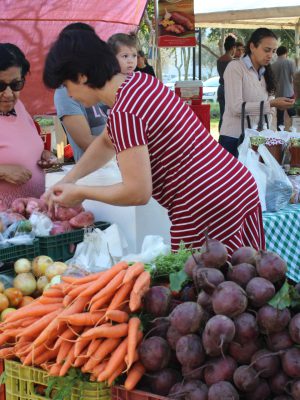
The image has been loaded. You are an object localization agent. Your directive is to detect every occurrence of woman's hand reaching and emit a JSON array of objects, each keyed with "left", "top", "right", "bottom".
[
  {"left": 0, "top": 164, "right": 32, "bottom": 184},
  {"left": 270, "top": 97, "right": 295, "bottom": 110}
]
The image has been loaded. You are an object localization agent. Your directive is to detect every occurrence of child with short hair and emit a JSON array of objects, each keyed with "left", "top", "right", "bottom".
[{"left": 107, "top": 33, "right": 137, "bottom": 75}]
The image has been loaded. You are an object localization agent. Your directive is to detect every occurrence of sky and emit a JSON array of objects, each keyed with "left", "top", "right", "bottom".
[{"left": 195, "top": 0, "right": 300, "bottom": 14}]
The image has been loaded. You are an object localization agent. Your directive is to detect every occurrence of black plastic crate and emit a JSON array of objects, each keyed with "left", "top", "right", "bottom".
[
  {"left": 38, "top": 221, "right": 110, "bottom": 261},
  {"left": 0, "top": 239, "right": 40, "bottom": 263}
]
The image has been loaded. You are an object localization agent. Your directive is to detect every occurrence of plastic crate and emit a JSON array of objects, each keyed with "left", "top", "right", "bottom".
[
  {"left": 4, "top": 360, "right": 110, "bottom": 400},
  {"left": 0, "top": 239, "right": 40, "bottom": 263},
  {"left": 0, "top": 359, "right": 5, "bottom": 400},
  {"left": 38, "top": 221, "right": 110, "bottom": 261},
  {"left": 111, "top": 386, "right": 167, "bottom": 400}
]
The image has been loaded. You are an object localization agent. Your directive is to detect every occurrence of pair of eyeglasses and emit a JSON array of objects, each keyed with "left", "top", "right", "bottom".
[{"left": 0, "top": 79, "right": 25, "bottom": 92}]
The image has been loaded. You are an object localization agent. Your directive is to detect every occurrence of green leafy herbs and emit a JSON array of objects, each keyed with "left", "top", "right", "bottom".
[
  {"left": 45, "top": 367, "right": 92, "bottom": 400},
  {"left": 169, "top": 270, "right": 189, "bottom": 292},
  {"left": 268, "top": 280, "right": 300, "bottom": 310},
  {"left": 151, "top": 242, "right": 193, "bottom": 280}
]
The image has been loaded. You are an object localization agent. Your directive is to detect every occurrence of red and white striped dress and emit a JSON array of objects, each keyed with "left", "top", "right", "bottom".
[{"left": 107, "top": 72, "right": 265, "bottom": 255}]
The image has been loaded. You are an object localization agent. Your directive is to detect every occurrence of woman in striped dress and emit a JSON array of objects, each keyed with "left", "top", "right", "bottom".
[{"left": 43, "top": 30, "right": 265, "bottom": 255}]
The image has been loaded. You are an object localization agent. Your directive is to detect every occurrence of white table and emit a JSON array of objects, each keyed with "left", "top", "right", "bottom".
[{"left": 46, "top": 162, "right": 171, "bottom": 253}]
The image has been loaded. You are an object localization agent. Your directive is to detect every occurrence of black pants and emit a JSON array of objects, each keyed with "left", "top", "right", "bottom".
[
  {"left": 218, "top": 135, "right": 239, "bottom": 158},
  {"left": 217, "top": 85, "right": 225, "bottom": 131}
]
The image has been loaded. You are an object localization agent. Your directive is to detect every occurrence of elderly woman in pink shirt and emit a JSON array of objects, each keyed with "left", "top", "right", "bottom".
[
  {"left": 219, "top": 28, "right": 295, "bottom": 157},
  {"left": 0, "top": 43, "right": 57, "bottom": 209}
]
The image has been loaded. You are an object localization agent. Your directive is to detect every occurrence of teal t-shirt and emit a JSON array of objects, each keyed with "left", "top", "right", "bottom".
[{"left": 54, "top": 87, "right": 108, "bottom": 162}]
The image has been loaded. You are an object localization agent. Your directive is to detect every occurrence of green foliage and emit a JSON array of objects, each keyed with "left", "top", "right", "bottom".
[
  {"left": 268, "top": 280, "right": 300, "bottom": 310},
  {"left": 138, "top": 0, "right": 155, "bottom": 45},
  {"left": 151, "top": 242, "right": 193, "bottom": 281},
  {"left": 45, "top": 368, "right": 92, "bottom": 400},
  {"left": 169, "top": 270, "right": 189, "bottom": 292}
]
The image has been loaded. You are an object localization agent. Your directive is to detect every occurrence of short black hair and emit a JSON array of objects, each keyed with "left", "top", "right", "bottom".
[
  {"left": 0, "top": 43, "right": 30, "bottom": 77},
  {"left": 60, "top": 22, "right": 95, "bottom": 35},
  {"left": 224, "top": 34, "right": 236, "bottom": 51},
  {"left": 43, "top": 30, "right": 120, "bottom": 89},
  {"left": 276, "top": 45, "right": 288, "bottom": 56}
]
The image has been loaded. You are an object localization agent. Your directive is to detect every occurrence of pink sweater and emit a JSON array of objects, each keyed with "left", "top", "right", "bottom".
[
  {"left": 0, "top": 100, "right": 45, "bottom": 208},
  {"left": 220, "top": 59, "right": 274, "bottom": 139}
]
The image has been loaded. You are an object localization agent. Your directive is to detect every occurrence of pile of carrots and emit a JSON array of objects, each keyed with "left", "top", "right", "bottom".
[{"left": 0, "top": 261, "right": 151, "bottom": 391}]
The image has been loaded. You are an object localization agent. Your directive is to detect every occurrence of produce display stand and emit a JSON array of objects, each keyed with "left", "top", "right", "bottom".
[
  {"left": 0, "top": 359, "right": 4, "bottom": 400},
  {"left": 4, "top": 360, "right": 110, "bottom": 400},
  {"left": 37, "top": 221, "right": 110, "bottom": 261},
  {"left": 112, "top": 386, "right": 167, "bottom": 400},
  {"left": 0, "top": 240, "right": 40, "bottom": 263}
]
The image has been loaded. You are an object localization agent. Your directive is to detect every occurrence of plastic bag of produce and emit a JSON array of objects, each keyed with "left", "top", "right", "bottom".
[
  {"left": 258, "top": 145, "right": 293, "bottom": 212},
  {"left": 66, "top": 224, "right": 127, "bottom": 273},
  {"left": 288, "top": 175, "right": 300, "bottom": 203},
  {"left": 29, "top": 212, "right": 53, "bottom": 236},
  {"left": 238, "top": 136, "right": 268, "bottom": 211},
  {"left": 121, "top": 235, "right": 170, "bottom": 263}
]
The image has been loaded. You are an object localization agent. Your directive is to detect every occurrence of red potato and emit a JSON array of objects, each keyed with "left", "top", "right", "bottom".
[
  {"left": 25, "top": 198, "right": 47, "bottom": 215},
  {"left": 171, "top": 12, "right": 194, "bottom": 30},
  {"left": 50, "top": 221, "right": 72, "bottom": 235},
  {"left": 11, "top": 198, "right": 28, "bottom": 214},
  {"left": 69, "top": 211, "right": 94, "bottom": 228},
  {"left": 54, "top": 204, "right": 84, "bottom": 221}
]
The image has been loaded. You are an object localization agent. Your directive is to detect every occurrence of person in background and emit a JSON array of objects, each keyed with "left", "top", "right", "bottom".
[
  {"left": 219, "top": 28, "right": 295, "bottom": 157},
  {"left": 217, "top": 34, "right": 237, "bottom": 130},
  {"left": 107, "top": 33, "right": 138, "bottom": 75},
  {"left": 54, "top": 23, "right": 108, "bottom": 163},
  {"left": 271, "top": 45, "right": 296, "bottom": 130},
  {"left": 0, "top": 43, "right": 57, "bottom": 209},
  {"left": 234, "top": 41, "right": 245, "bottom": 59},
  {"left": 43, "top": 29, "right": 266, "bottom": 255},
  {"left": 135, "top": 50, "right": 156, "bottom": 77}
]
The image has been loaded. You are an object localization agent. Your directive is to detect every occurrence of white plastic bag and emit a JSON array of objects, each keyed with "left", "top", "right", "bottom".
[
  {"left": 258, "top": 145, "right": 293, "bottom": 212},
  {"left": 121, "top": 235, "right": 170, "bottom": 264},
  {"left": 29, "top": 212, "right": 53, "bottom": 236},
  {"left": 238, "top": 139, "right": 268, "bottom": 211},
  {"left": 66, "top": 223, "right": 127, "bottom": 273}
]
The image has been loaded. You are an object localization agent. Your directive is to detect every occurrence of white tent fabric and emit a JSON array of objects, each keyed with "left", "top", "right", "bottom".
[{"left": 195, "top": 1, "right": 300, "bottom": 29}]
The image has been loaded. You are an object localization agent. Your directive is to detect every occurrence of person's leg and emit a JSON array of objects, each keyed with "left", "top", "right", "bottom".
[{"left": 277, "top": 108, "right": 285, "bottom": 129}]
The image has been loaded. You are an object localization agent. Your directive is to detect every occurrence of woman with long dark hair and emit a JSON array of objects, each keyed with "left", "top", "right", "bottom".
[{"left": 219, "top": 27, "right": 294, "bottom": 157}]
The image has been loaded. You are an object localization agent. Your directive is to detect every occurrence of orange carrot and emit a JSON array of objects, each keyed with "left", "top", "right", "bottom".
[
  {"left": 62, "top": 271, "right": 104, "bottom": 285},
  {"left": 81, "top": 337, "right": 121, "bottom": 372},
  {"left": 58, "top": 311, "right": 104, "bottom": 326},
  {"left": 129, "top": 291, "right": 142, "bottom": 312},
  {"left": 79, "top": 323, "right": 128, "bottom": 341},
  {"left": 73, "top": 354, "right": 88, "bottom": 367},
  {"left": 106, "top": 280, "right": 135, "bottom": 312},
  {"left": 0, "top": 347, "right": 15, "bottom": 359},
  {"left": 33, "top": 296, "right": 89, "bottom": 347},
  {"left": 56, "top": 341, "right": 74, "bottom": 364},
  {"left": 107, "top": 361, "right": 126, "bottom": 386},
  {"left": 132, "top": 271, "right": 151, "bottom": 294},
  {"left": 126, "top": 317, "right": 142, "bottom": 371},
  {"left": 86, "top": 339, "right": 102, "bottom": 358},
  {"left": 97, "top": 337, "right": 128, "bottom": 381},
  {"left": 123, "top": 262, "right": 145, "bottom": 284},
  {"left": 42, "top": 288, "right": 64, "bottom": 298},
  {"left": 125, "top": 350, "right": 139, "bottom": 367},
  {"left": 66, "top": 282, "right": 90, "bottom": 300},
  {"left": 19, "top": 308, "right": 63, "bottom": 339},
  {"left": 34, "top": 347, "right": 59, "bottom": 365},
  {"left": 124, "top": 361, "right": 146, "bottom": 391},
  {"left": 90, "top": 270, "right": 127, "bottom": 305},
  {"left": 4, "top": 303, "right": 62, "bottom": 323},
  {"left": 53, "top": 325, "right": 82, "bottom": 350},
  {"left": 105, "top": 310, "right": 129, "bottom": 323},
  {"left": 0, "top": 333, "right": 14, "bottom": 347},
  {"left": 59, "top": 345, "right": 76, "bottom": 376},
  {"left": 89, "top": 292, "right": 114, "bottom": 312},
  {"left": 80, "top": 261, "right": 128, "bottom": 298},
  {"left": 38, "top": 297, "right": 63, "bottom": 305},
  {"left": 49, "top": 363, "right": 62, "bottom": 376}
]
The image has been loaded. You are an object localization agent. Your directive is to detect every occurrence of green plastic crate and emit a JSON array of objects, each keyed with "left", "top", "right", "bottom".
[
  {"left": 0, "top": 239, "right": 40, "bottom": 263},
  {"left": 38, "top": 222, "right": 110, "bottom": 261},
  {"left": 4, "top": 360, "right": 111, "bottom": 400}
]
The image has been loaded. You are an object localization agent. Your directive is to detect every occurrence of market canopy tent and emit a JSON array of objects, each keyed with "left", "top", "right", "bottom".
[
  {"left": 195, "top": 0, "right": 300, "bottom": 29},
  {"left": 0, "top": 0, "right": 147, "bottom": 114}
]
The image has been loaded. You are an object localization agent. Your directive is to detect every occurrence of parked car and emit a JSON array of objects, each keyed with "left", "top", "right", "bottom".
[{"left": 202, "top": 76, "right": 219, "bottom": 103}]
